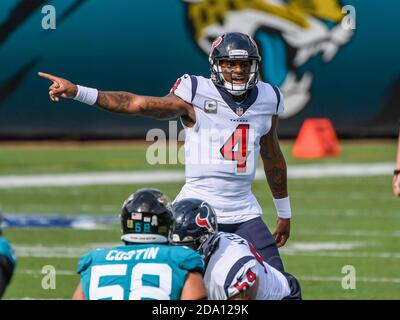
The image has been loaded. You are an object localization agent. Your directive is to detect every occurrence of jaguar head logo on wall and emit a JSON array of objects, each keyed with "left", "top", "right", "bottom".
[{"left": 183, "top": 0, "right": 354, "bottom": 118}]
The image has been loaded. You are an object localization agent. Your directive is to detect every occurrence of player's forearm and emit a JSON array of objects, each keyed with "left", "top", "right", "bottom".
[
  {"left": 96, "top": 92, "right": 183, "bottom": 119},
  {"left": 263, "top": 148, "right": 288, "bottom": 199},
  {"left": 38, "top": 72, "right": 186, "bottom": 119},
  {"left": 96, "top": 91, "right": 143, "bottom": 114}
]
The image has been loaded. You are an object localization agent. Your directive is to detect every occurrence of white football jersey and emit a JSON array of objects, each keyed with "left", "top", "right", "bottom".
[
  {"left": 202, "top": 232, "right": 290, "bottom": 300},
  {"left": 173, "top": 75, "right": 284, "bottom": 223}
]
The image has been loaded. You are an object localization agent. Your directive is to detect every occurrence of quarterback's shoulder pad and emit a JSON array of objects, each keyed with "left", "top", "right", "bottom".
[
  {"left": 259, "top": 82, "right": 285, "bottom": 115},
  {"left": 172, "top": 246, "right": 204, "bottom": 273},
  {"left": 271, "top": 85, "right": 284, "bottom": 115},
  {"left": 170, "top": 74, "right": 198, "bottom": 104},
  {"left": 267, "top": 83, "right": 284, "bottom": 115}
]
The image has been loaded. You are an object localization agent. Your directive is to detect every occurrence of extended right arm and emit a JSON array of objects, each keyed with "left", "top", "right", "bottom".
[
  {"left": 38, "top": 72, "right": 195, "bottom": 123},
  {"left": 96, "top": 91, "right": 191, "bottom": 120}
]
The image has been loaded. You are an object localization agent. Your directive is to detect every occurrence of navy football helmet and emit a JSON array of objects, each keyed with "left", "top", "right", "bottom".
[
  {"left": 169, "top": 198, "right": 218, "bottom": 249},
  {"left": 120, "top": 188, "right": 174, "bottom": 244},
  {"left": 209, "top": 32, "right": 261, "bottom": 96}
]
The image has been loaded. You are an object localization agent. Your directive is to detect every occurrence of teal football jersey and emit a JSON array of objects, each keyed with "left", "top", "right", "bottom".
[
  {"left": 77, "top": 244, "right": 204, "bottom": 300},
  {"left": 0, "top": 236, "right": 16, "bottom": 266}
]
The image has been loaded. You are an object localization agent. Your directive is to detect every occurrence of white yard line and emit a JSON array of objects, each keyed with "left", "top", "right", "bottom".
[
  {"left": 13, "top": 243, "right": 120, "bottom": 258},
  {"left": 298, "top": 229, "right": 400, "bottom": 238},
  {"left": 297, "top": 276, "right": 400, "bottom": 284},
  {"left": 0, "top": 163, "right": 393, "bottom": 189},
  {"left": 279, "top": 241, "right": 400, "bottom": 259},
  {"left": 18, "top": 269, "right": 77, "bottom": 276},
  {"left": 279, "top": 163, "right": 393, "bottom": 179},
  {"left": 284, "top": 242, "right": 364, "bottom": 251},
  {"left": 0, "top": 170, "right": 185, "bottom": 189},
  {"left": 281, "top": 251, "right": 400, "bottom": 259}
]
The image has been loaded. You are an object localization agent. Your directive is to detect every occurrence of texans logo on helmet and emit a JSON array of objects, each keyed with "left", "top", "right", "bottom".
[
  {"left": 195, "top": 203, "right": 214, "bottom": 232},
  {"left": 211, "top": 36, "right": 222, "bottom": 50}
]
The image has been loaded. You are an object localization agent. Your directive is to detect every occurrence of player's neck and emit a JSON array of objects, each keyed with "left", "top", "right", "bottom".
[{"left": 230, "top": 92, "right": 248, "bottom": 103}]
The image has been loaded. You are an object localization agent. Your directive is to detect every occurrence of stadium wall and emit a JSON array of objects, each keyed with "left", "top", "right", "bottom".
[{"left": 0, "top": 0, "right": 399, "bottom": 139}]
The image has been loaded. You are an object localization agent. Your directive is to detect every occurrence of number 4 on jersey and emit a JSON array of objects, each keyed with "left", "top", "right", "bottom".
[{"left": 220, "top": 124, "right": 250, "bottom": 173}]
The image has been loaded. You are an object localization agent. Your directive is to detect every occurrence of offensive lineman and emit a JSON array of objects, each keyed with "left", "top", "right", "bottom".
[
  {"left": 169, "top": 198, "right": 301, "bottom": 300},
  {"left": 72, "top": 188, "right": 207, "bottom": 300},
  {"left": 39, "top": 32, "right": 292, "bottom": 272}
]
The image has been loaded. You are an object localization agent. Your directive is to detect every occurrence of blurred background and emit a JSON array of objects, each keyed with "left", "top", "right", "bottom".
[
  {"left": 0, "top": 0, "right": 399, "bottom": 300},
  {"left": 0, "top": 0, "right": 399, "bottom": 138}
]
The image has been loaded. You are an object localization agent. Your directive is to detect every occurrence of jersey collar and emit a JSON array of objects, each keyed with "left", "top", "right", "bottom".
[{"left": 214, "top": 83, "right": 259, "bottom": 116}]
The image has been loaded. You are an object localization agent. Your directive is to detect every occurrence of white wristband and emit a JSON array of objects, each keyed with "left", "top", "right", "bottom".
[
  {"left": 73, "top": 85, "right": 98, "bottom": 105},
  {"left": 273, "top": 196, "right": 292, "bottom": 219}
]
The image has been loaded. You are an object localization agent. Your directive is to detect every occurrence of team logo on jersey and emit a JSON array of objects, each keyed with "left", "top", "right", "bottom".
[
  {"left": 204, "top": 100, "right": 217, "bottom": 113},
  {"left": 235, "top": 106, "right": 244, "bottom": 116},
  {"left": 195, "top": 203, "right": 215, "bottom": 232},
  {"left": 183, "top": 0, "right": 354, "bottom": 119}
]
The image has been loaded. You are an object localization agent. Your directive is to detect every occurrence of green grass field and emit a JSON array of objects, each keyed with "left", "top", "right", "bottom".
[{"left": 0, "top": 140, "right": 399, "bottom": 300}]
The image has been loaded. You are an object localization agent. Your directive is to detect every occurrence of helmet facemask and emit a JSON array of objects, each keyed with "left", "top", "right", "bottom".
[
  {"left": 211, "top": 58, "right": 259, "bottom": 96},
  {"left": 169, "top": 232, "right": 209, "bottom": 250}
]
